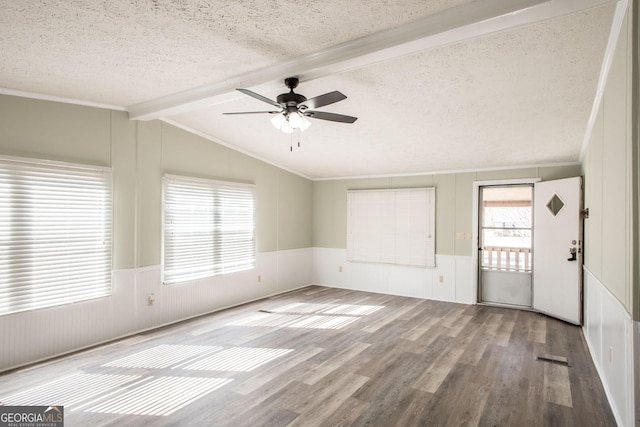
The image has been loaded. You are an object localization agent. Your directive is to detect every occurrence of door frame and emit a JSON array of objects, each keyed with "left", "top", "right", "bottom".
[
  {"left": 472, "top": 178, "right": 541, "bottom": 304},
  {"left": 532, "top": 176, "right": 584, "bottom": 324}
]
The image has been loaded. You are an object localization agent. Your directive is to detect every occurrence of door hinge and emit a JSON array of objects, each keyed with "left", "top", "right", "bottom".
[{"left": 580, "top": 208, "right": 589, "bottom": 219}]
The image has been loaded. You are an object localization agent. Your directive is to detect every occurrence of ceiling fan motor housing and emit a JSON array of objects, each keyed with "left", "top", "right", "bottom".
[
  {"left": 277, "top": 92, "right": 307, "bottom": 109},
  {"left": 278, "top": 77, "right": 307, "bottom": 113}
]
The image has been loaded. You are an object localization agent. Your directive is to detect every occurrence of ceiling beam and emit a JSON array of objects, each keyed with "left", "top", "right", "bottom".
[{"left": 128, "top": 0, "right": 618, "bottom": 121}]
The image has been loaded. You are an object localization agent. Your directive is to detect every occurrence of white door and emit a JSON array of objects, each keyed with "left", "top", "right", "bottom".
[{"left": 533, "top": 176, "right": 583, "bottom": 324}]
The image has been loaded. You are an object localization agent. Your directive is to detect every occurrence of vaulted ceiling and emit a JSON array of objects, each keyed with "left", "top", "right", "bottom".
[{"left": 0, "top": 0, "right": 620, "bottom": 179}]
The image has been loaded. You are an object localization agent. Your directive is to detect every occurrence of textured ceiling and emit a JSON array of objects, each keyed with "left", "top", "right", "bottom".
[{"left": 0, "top": 0, "right": 618, "bottom": 179}]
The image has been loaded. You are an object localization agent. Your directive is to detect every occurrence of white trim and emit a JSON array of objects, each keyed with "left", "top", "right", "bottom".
[
  {"left": 579, "top": 0, "right": 630, "bottom": 162},
  {"left": 471, "top": 178, "right": 541, "bottom": 305},
  {"left": 313, "top": 162, "right": 580, "bottom": 182},
  {"left": 162, "top": 172, "right": 255, "bottom": 188},
  {"left": 0, "top": 153, "right": 111, "bottom": 172},
  {"left": 472, "top": 177, "right": 542, "bottom": 187},
  {"left": 113, "top": 264, "right": 160, "bottom": 274},
  {"left": 346, "top": 187, "right": 435, "bottom": 193},
  {"left": 0, "top": 87, "right": 127, "bottom": 112},
  {"left": 264, "top": 247, "right": 312, "bottom": 256},
  {"left": 635, "top": 320, "right": 640, "bottom": 426}
]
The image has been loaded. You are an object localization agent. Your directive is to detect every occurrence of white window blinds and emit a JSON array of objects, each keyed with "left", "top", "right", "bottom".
[
  {"left": 347, "top": 188, "right": 435, "bottom": 267},
  {"left": 163, "top": 174, "right": 255, "bottom": 285},
  {"left": 0, "top": 156, "right": 113, "bottom": 316}
]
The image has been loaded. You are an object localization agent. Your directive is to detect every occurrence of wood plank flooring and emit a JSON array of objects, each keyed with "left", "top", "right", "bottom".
[{"left": 0, "top": 286, "right": 616, "bottom": 426}]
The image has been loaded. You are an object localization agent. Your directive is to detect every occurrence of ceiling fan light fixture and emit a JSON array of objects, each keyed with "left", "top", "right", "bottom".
[
  {"left": 287, "top": 113, "right": 302, "bottom": 129},
  {"left": 281, "top": 120, "right": 294, "bottom": 134},
  {"left": 299, "top": 115, "right": 312, "bottom": 132},
  {"left": 288, "top": 112, "right": 303, "bottom": 128},
  {"left": 270, "top": 113, "right": 287, "bottom": 130},
  {"left": 271, "top": 112, "right": 311, "bottom": 133}
]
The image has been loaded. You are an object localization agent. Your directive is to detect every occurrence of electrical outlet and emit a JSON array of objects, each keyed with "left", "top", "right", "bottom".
[
  {"left": 439, "top": 275, "right": 444, "bottom": 283},
  {"left": 257, "top": 275, "right": 261, "bottom": 283},
  {"left": 147, "top": 293, "right": 155, "bottom": 306},
  {"left": 339, "top": 266, "right": 343, "bottom": 273}
]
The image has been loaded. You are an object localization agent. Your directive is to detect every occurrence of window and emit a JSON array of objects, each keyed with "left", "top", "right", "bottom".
[
  {"left": 162, "top": 174, "right": 255, "bottom": 285},
  {"left": 0, "top": 156, "right": 112, "bottom": 315},
  {"left": 479, "top": 185, "right": 532, "bottom": 272},
  {"left": 346, "top": 188, "right": 436, "bottom": 267}
]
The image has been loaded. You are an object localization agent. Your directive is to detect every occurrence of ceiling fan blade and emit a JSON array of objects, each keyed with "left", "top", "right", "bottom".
[
  {"left": 300, "top": 91, "right": 347, "bottom": 109},
  {"left": 223, "top": 111, "right": 280, "bottom": 115},
  {"left": 305, "top": 111, "right": 357, "bottom": 124},
  {"left": 237, "top": 88, "right": 282, "bottom": 108}
]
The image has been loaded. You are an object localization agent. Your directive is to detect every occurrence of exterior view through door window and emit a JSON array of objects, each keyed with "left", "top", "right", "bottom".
[
  {"left": 481, "top": 186, "right": 533, "bottom": 272},
  {"left": 479, "top": 185, "right": 533, "bottom": 307}
]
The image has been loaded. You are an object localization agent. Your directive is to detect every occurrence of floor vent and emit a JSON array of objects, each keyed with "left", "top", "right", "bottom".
[{"left": 536, "top": 354, "right": 571, "bottom": 367}]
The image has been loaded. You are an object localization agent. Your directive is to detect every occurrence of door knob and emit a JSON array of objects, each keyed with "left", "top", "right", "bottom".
[{"left": 567, "top": 247, "right": 577, "bottom": 261}]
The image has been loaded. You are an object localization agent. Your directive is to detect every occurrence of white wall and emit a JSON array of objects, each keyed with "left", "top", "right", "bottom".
[
  {"left": 0, "top": 249, "right": 312, "bottom": 372},
  {"left": 583, "top": 268, "right": 634, "bottom": 426},
  {"left": 580, "top": 1, "right": 637, "bottom": 425},
  {"left": 313, "top": 248, "right": 474, "bottom": 304}
]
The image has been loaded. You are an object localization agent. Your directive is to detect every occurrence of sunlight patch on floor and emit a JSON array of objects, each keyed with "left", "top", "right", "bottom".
[
  {"left": 226, "top": 302, "right": 385, "bottom": 330},
  {"left": 268, "top": 302, "right": 334, "bottom": 314},
  {"left": 180, "top": 347, "right": 293, "bottom": 372},
  {"left": 287, "top": 315, "right": 359, "bottom": 329},
  {"left": 267, "top": 302, "right": 384, "bottom": 316},
  {"left": 85, "top": 376, "right": 232, "bottom": 416},
  {"left": 103, "top": 344, "right": 223, "bottom": 369},
  {"left": 227, "top": 312, "right": 304, "bottom": 328},
  {"left": 0, "top": 373, "right": 140, "bottom": 406},
  {"left": 321, "top": 304, "right": 384, "bottom": 316}
]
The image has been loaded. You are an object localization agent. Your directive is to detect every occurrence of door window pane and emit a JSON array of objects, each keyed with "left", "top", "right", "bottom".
[{"left": 480, "top": 185, "right": 532, "bottom": 272}]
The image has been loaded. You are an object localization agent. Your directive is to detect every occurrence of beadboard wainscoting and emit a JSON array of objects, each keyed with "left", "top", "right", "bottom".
[
  {"left": 583, "top": 267, "right": 635, "bottom": 427},
  {"left": 312, "top": 248, "right": 474, "bottom": 305},
  {"left": 636, "top": 321, "right": 640, "bottom": 426},
  {"left": 0, "top": 248, "right": 313, "bottom": 373}
]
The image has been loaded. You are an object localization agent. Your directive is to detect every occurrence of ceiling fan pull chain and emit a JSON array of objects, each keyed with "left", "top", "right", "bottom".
[{"left": 290, "top": 132, "right": 293, "bottom": 152}]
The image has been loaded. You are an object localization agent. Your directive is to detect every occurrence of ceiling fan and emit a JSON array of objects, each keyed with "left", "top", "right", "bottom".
[{"left": 223, "top": 77, "right": 357, "bottom": 133}]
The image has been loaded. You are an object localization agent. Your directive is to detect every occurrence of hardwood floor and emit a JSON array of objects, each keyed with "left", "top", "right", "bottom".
[{"left": 0, "top": 286, "right": 616, "bottom": 426}]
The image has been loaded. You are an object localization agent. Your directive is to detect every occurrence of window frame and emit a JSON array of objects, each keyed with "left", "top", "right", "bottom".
[
  {"left": 0, "top": 155, "right": 113, "bottom": 316},
  {"left": 162, "top": 173, "right": 256, "bottom": 285},
  {"left": 346, "top": 187, "right": 436, "bottom": 268}
]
